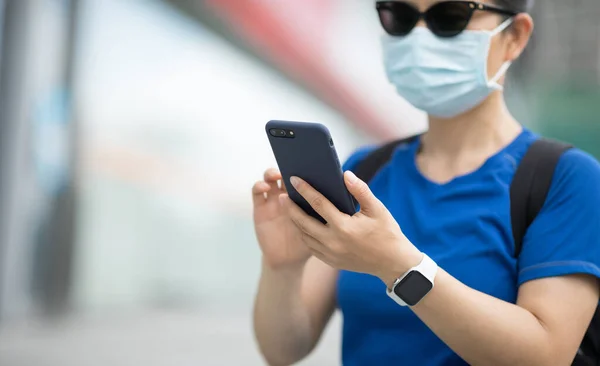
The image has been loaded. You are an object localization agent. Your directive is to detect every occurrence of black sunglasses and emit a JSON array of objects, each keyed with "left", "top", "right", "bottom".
[{"left": 376, "top": 1, "right": 517, "bottom": 38}]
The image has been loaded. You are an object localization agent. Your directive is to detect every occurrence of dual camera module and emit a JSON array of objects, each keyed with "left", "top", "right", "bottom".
[
  {"left": 269, "top": 129, "right": 295, "bottom": 139},
  {"left": 269, "top": 128, "right": 334, "bottom": 147}
]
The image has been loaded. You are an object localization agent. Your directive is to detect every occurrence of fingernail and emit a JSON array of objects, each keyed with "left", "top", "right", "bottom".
[
  {"left": 290, "top": 176, "right": 300, "bottom": 188},
  {"left": 346, "top": 171, "right": 358, "bottom": 184}
]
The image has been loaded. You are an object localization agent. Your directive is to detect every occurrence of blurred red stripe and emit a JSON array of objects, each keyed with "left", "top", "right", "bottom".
[{"left": 205, "top": 0, "right": 396, "bottom": 140}]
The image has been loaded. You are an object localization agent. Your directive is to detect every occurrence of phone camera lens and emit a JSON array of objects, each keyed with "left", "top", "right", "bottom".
[
  {"left": 269, "top": 129, "right": 291, "bottom": 138},
  {"left": 329, "top": 138, "right": 334, "bottom": 147}
]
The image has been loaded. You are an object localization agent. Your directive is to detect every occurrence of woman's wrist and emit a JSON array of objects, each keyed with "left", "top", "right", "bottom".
[
  {"left": 261, "top": 256, "right": 308, "bottom": 278},
  {"left": 376, "top": 242, "right": 424, "bottom": 289}
]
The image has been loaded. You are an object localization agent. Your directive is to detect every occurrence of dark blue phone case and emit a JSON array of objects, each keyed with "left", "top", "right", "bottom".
[{"left": 266, "top": 120, "right": 357, "bottom": 223}]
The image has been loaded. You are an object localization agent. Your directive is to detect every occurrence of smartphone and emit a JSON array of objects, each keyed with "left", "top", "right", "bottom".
[{"left": 266, "top": 120, "right": 357, "bottom": 223}]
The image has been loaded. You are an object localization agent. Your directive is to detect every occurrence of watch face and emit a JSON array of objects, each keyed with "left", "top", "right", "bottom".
[{"left": 394, "top": 271, "right": 433, "bottom": 306}]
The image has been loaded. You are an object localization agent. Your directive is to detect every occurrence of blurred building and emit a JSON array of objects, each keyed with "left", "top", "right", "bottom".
[
  {"left": 513, "top": 0, "right": 600, "bottom": 155},
  {"left": 531, "top": 0, "right": 600, "bottom": 81},
  {"left": 0, "top": 0, "right": 79, "bottom": 320}
]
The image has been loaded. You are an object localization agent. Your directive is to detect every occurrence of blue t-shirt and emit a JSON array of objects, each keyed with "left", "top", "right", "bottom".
[{"left": 337, "top": 128, "right": 600, "bottom": 366}]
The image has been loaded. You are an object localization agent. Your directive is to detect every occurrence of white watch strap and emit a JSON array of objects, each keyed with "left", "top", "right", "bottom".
[
  {"left": 386, "top": 253, "right": 438, "bottom": 307},
  {"left": 418, "top": 253, "right": 437, "bottom": 283}
]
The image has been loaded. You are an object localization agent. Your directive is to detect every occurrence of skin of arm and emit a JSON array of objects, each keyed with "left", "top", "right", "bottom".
[
  {"left": 410, "top": 269, "right": 598, "bottom": 366},
  {"left": 253, "top": 257, "right": 338, "bottom": 366}
]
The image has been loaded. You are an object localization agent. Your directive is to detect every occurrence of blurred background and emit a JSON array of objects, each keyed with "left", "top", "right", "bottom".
[{"left": 0, "top": 0, "right": 598, "bottom": 365}]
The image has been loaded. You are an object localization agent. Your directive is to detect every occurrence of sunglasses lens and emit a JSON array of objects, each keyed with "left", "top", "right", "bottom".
[
  {"left": 376, "top": 2, "right": 420, "bottom": 36},
  {"left": 426, "top": 1, "right": 473, "bottom": 37}
]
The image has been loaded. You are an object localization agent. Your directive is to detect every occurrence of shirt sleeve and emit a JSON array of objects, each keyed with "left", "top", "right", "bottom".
[{"left": 517, "top": 148, "right": 600, "bottom": 285}]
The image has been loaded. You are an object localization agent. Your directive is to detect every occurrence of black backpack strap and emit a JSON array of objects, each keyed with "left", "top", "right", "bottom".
[
  {"left": 353, "top": 136, "right": 420, "bottom": 184},
  {"left": 511, "top": 139, "right": 600, "bottom": 366},
  {"left": 510, "top": 138, "right": 573, "bottom": 257}
]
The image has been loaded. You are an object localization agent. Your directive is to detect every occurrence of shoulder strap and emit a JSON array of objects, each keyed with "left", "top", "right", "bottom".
[
  {"left": 353, "top": 136, "right": 420, "bottom": 184},
  {"left": 510, "top": 138, "right": 573, "bottom": 257}
]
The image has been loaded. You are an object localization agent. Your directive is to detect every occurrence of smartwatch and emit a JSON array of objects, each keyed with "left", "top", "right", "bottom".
[{"left": 386, "top": 253, "right": 438, "bottom": 307}]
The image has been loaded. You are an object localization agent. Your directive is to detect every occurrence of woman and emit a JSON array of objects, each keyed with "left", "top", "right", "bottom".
[{"left": 252, "top": 1, "right": 600, "bottom": 365}]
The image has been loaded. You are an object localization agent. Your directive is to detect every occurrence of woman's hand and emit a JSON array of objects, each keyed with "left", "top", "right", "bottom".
[
  {"left": 280, "top": 171, "right": 423, "bottom": 287},
  {"left": 252, "top": 168, "right": 312, "bottom": 270}
]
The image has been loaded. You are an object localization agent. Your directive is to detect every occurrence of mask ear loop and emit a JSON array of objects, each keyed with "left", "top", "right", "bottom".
[
  {"left": 488, "top": 17, "right": 516, "bottom": 89},
  {"left": 489, "top": 61, "right": 512, "bottom": 88},
  {"left": 491, "top": 17, "right": 515, "bottom": 37}
]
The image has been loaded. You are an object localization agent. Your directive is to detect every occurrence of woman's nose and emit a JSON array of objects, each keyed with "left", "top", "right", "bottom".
[{"left": 415, "top": 19, "right": 427, "bottom": 28}]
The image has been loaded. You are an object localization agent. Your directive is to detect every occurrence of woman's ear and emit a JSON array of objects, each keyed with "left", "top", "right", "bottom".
[{"left": 505, "top": 13, "right": 534, "bottom": 62}]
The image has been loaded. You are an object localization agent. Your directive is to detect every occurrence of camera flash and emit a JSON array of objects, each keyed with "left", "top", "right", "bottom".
[{"left": 289, "top": 131, "right": 294, "bottom": 136}]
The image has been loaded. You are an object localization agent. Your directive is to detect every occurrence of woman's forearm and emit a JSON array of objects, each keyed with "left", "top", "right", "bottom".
[
  {"left": 409, "top": 269, "right": 559, "bottom": 366},
  {"left": 253, "top": 261, "right": 314, "bottom": 366}
]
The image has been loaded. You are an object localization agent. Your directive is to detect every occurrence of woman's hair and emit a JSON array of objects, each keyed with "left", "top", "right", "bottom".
[{"left": 492, "top": 0, "right": 534, "bottom": 13}]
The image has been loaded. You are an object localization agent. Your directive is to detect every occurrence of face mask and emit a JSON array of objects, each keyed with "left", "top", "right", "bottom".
[{"left": 382, "top": 18, "right": 514, "bottom": 118}]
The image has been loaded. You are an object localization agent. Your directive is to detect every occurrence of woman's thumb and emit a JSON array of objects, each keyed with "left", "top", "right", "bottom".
[{"left": 344, "top": 171, "right": 381, "bottom": 215}]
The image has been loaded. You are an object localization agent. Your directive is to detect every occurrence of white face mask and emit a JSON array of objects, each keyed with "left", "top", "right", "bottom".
[{"left": 382, "top": 18, "right": 514, "bottom": 118}]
